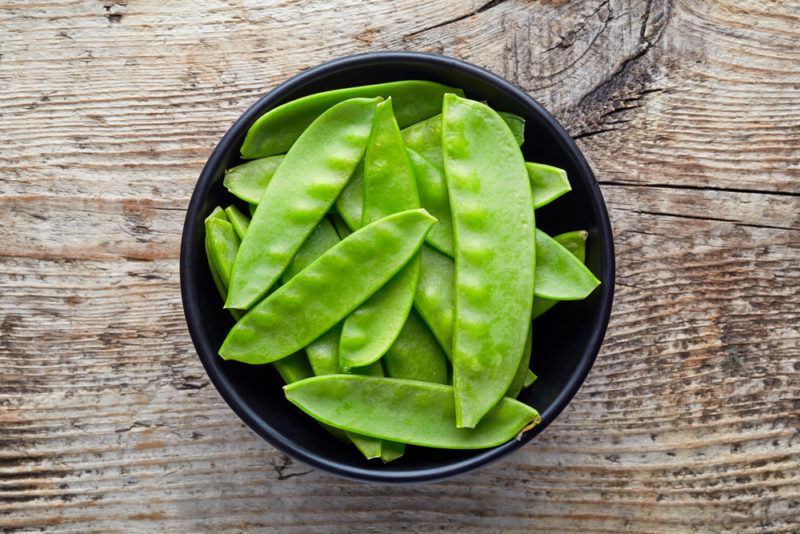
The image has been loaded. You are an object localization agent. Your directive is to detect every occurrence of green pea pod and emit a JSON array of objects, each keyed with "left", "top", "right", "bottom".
[
  {"left": 407, "top": 148, "right": 454, "bottom": 257},
  {"left": 413, "top": 245, "right": 454, "bottom": 358},
  {"left": 442, "top": 94, "right": 535, "bottom": 428},
  {"left": 383, "top": 310, "right": 448, "bottom": 384},
  {"left": 523, "top": 370, "right": 537, "bottom": 388},
  {"left": 497, "top": 111, "right": 525, "bottom": 146},
  {"left": 334, "top": 160, "right": 364, "bottom": 231},
  {"left": 241, "top": 81, "right": 464, "bottom": 159},
  {"left": 532, "top": 230, "right": 588, "bottom": 319},
  {"left": 227, "top": 97, "right": 380, "bottom": 310},
  {"left": 220, "top": 209, "right": 436, "bottom": 364},
  {"left": 284, "top": 375, "right": 541, "bottom": 449},
  {"left": 223, "top": 155, "right": 284, "bottom": 204},
  {"left": 205, "top": 207, "right": 229, "bottom": 299},
  {"left": 527, "top": 163, "right": 571, "bottom": 209},
  {"left": 204, "top": 208, "right": 311, "bottom": 390},
  {"left": 534, "top": 228, "right": 600, "bottom": 300},
  {"left": 401, "top": 111, "right": 525, "bottom": 171},
  {"left": 224, "top": 205, "right": 250, "bottom": 240},
  {"left": 380, "top": 441, "right": 406, "bottom": 464},
  {"left": 506, "top": 327, "right": 533, "bottom": 399},
  {"left": 340, "top": 99, "right": 421, "bottom": 372}
]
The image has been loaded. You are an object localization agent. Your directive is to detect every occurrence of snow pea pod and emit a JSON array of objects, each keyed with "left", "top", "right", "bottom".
[
  {"left": 284, "top": 375, "right": 540, "bottom": 448},
  {"left": 219, "top": 209, "right": 436, "bottom": 364},
  {"left": 226, "top": 97, "right": 380, "bottom": 310},
  {"left": 334, "top": 160, "right": 364, "bottom": 231},
  {"left": 223, "top": 155, "right": 284, "bottom": 204},
  {"left": 241, "top": 81, "right": 463, "bottom": 159},
  {"left": 413, "top": 245, "right": 455, "bottom": 357},
  {"left": 534, "top": 228, "right": 599, "bottom": 300},
  {"left": 407, "top": 148, "right": 454, "bottom": 256},
  {"left": 340, "top": 99, "right": 421, "bottom": 372},
  {"left": 204, "top": 209, "right": 311, "bottom": 386},
  {"left": 442, "top": 94, "right": 535, "bottom": 428},
  {"left": 531, "top": 230, "right": 587, "bottom": 318},
  {"left": 506, "top": 327, "right": 533, "bottom": 399},
  {"left": 497, "top": 111, "right": 525, "bottom": 145},
  {"left": 224, "top": 205, "right": 250, "bottom": 240},
  {"left": 383, "top": 309, "right": 448, "bottom": 384},
  {"left": 205, "top": 208, "right": 228, "bottom": 299},
  {"left": 527, "top": 163, "right": 571, "bottom": 208},
  {"left": 523, "top": 370, "right": 537, "bottom": 388}
]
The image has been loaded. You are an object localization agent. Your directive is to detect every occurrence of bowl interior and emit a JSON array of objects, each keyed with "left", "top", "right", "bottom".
[{"left": 182, "top": 53, "right": 614, "bottom": 482}]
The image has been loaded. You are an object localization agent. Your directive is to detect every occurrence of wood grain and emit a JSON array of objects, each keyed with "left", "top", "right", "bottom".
[{"left": 1, "top": 0, "right": 798, "bottom": 531}]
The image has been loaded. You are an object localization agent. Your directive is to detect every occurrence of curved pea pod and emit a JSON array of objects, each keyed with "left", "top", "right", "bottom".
[
  {"left": 497, "top": 111, "right": 525, "bottom": 145},
  {"left": 205, "top": 209, "right": 310, "bottom": 385},
  {"left": 527, "top": 163, "right": 571, "bottom": 208},
  {"left": 379, "top": 440, "right": 406, "bottom": 463},
  {"left": 219, "top": 209, "right": 436, "bottom": 364},
  {"left": 340, "top": 99, "right": 421, "bottom": 372},
  {"left": 226, "top": 97, "right": 380, "bottom": 310},
  {"left": 284, "top": 375, "right": 541, "bottom": 449},
  {"left": 241, "top": 81, "right": 464, "bottom": 159},
  {"left": 523, "top": 370, "right": 537, "bottom": 388},
  {"left": 223, "top": 155, "right": 284, "bottom": 204},
  {"left": 401, "top": 111, "right": 525, "bottom": 171},
  {"left": 532, "top": 230, "right": 588, "bottom": 319},
  {"left": 224, "top": 205, "right": 250, "bottom": 240},
  {"left": 442, "top": 94, "right": 535, "bottom": 428},
  {"left": 205, "top": 208, "right": 229, "bottom": 299},
  {"left": 506, "top": 327, "right": 533, "bottom": 399},
  {"left": 407, "top": 149, "right": 454, "bottom": 257},
  {"left": 534, "top": 228, "right": 600, "bottom": 300},
  {"left": 383, "top": 310, "right": 448, "bottom": 384},
  {"left": 413, "top": 245, "right": 454, "bottom": 357}
]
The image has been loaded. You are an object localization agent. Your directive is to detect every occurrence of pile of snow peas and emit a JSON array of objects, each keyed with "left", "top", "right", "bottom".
[{"left": 204, "top": 80, "right": 600, "bottom": 461}]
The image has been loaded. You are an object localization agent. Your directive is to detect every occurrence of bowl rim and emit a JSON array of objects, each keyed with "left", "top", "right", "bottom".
[{"left": 180, "top": 50, "right": 615, "bottom": 483}]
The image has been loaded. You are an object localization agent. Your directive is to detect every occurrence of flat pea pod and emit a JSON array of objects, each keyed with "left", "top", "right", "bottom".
[
  {"left": 224, "top": 205, "right": 250, "bottom": 240},
  {"left": 497, "top": 111, "right": 525, "bottom": 145},
  {"left": 284, "top": 375, "right": 541, "bottom": 449},
  {"left": 534, "top": 228, "right": 599, "bottom": 300},
  {"left": 383, "top": 309, "right": 448, "bottom": 384},
  {"left": 527, "top": 163, "right": 571, "bottom": 208},
  {"left": 205, "top": 208, "right": 311, "bottom": 387},
  {"left": 280, "top": 218, "right": 384, "bottom": 460},
  {"left": 241, "top": 81, "right": 464, "bottom": 159},
  {"left": 442, "top": 94, "right": 535, "bottom": 428},
  {"left": 413, "top": 245, "right": 455, "bottom": 358},
  {"left": 223, "top": 155, "right": 284, "bottom": 204},
  {"left": 205, "top": 208, "right": 229, "bottom": 299},
  {"left": 226, "top": 97, "right": 380, "bottom": 310},
  {"left": 532, "top": 230, "right": 588, "bottom": 319},
  {"left": 334, "top": 160, "right": 364, "bottom": 231},
  {"left": 407, "top": 149, "right": 454, "bottom": 257},
  {"left": 401, "top": 111, "right": 525, "bottom": 170},
  {"left": 523, "top": 370, "right": 537, "bottom": 388},
  {"left": 219, "top": 209, "right": 436, "bottom": 364},
  {"left": 506, "top": 327, "right": 533, "bottom": 399},
  {"left": 340, "top": 99, "right": 421, "bottom": 372}
]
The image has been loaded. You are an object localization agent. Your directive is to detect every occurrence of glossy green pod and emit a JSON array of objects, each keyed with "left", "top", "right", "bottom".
[
  {"left": 497, "top": 111, "right": 525, "bottom": 145},
  {"left": 223, "top": 155, "right": 284, "bottom": 204},
  {"left": 534, "top": 229, "right": 600, "bottom": 300},
  {"left": 284, "top": 375, "right": 541, "bottom": 449},
  {"left": 506, "top": 327, "right": 533, "bottom": 399},
  {"left": 407, "top": 148, "right": 454, "bottom": 256},
  {"left": 205, "top": 207, "right": 229, "bottom": 299},
  {"left": 523, "top": 370, "right": 537, "bottom": 388},
  {"left": 532, "top": 230, "right": 588, "bottom": 319},
  {"left": 442, "top": 94, "right": 535, "bottom": 428},
  {"left": 340, "top": 99, "right": 421, "bottom": 372},
  {"left": 334, "top": 160, "right": 364, "bottom": 231},
  {"left": 241, "top": 81, "right": 464, "bottom": 158},
  {"left": 226, "top": 97, "right": 379, "bottom": 310},
  {"left": 527, "top": 163, "right": 571, "bottom": 208},
  {"left": 220, "top": 209, "right": 436, "bottom": 364},
  {"left": 224, "top": 205, "right": 250, "bottom": 240}
]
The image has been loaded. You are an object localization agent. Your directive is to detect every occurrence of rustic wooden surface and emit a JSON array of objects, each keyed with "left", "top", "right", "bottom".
[{"left": 1, "top": 0, "right": 798, "bottom": 531}]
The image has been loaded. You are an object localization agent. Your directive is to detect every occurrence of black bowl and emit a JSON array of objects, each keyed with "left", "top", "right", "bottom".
[{"left": 180, "top": 51, "right": 615, "bottom": 483}]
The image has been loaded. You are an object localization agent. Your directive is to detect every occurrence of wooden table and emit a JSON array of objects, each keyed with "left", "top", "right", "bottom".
[{"left": 2, "top": 1, "right": 798, "bottom": 531}]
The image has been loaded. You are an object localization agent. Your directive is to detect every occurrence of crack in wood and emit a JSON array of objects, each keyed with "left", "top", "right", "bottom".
[
  {"left": 599, "top": 180, "right": 800, "bottom": 198},
  {"left": 403, "top": 0, "right": 511, "bottom": 39}
]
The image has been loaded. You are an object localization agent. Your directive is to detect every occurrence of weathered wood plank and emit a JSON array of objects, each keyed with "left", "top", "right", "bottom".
[{"left": 1, "top": 0, "right": 798, "bottom": 531}]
